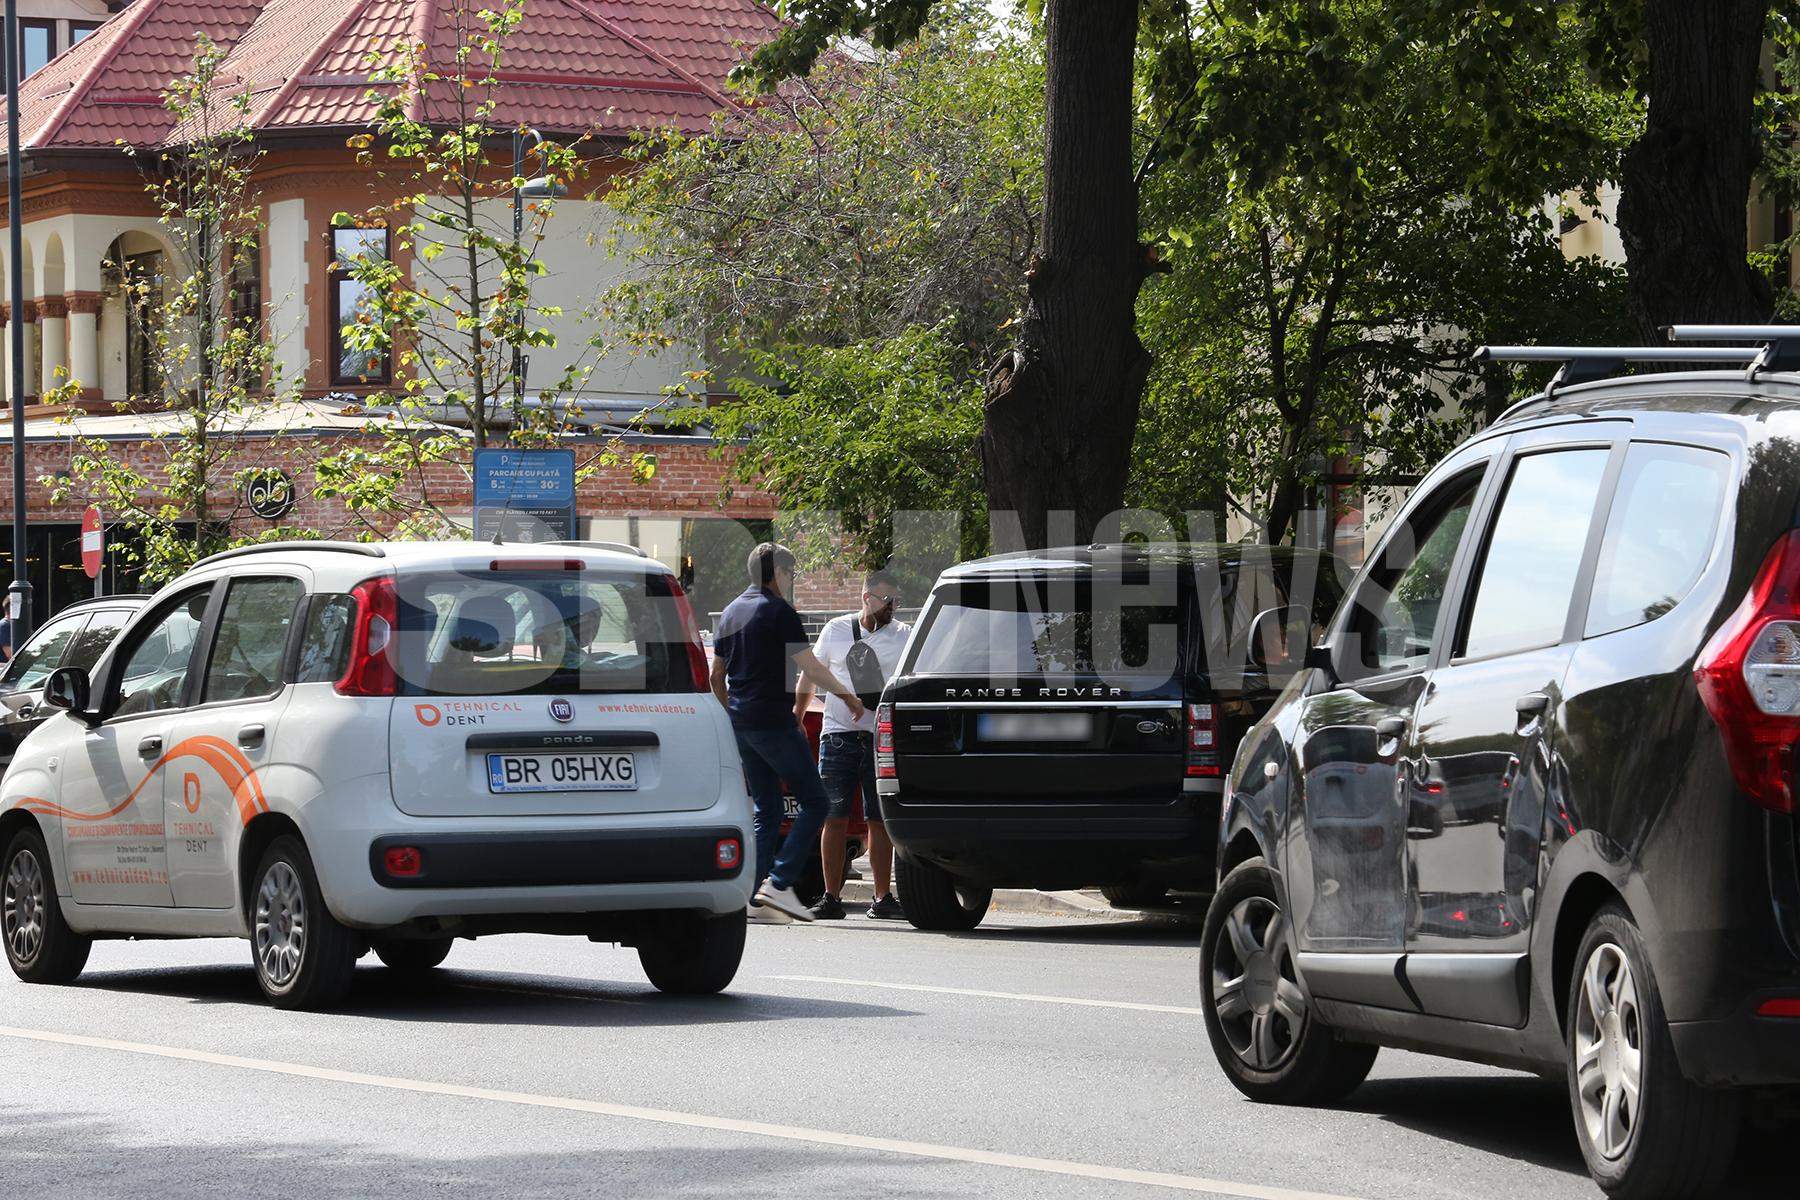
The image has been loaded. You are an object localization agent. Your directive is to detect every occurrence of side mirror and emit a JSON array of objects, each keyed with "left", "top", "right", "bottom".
[
  {"left": 43, "top": 666, "right": 96, "bottom": 725},
  {"left": 1247, "top": 606, "right": 1312, "bottom": 671}
]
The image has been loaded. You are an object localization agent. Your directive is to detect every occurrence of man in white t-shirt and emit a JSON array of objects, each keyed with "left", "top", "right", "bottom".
[{"left": 793, "top": 569, "right": 909, "bottom": 919}]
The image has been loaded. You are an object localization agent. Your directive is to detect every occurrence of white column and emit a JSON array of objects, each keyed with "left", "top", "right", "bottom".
[
  {"left": 19, "top": 303, "right": 37, "bottom": 397},
  {"left": 69, "top": 306, "right": 99, "bottom": 395},
  {"left": 39, "top": 299, "right": 67, "bottom": 395}
]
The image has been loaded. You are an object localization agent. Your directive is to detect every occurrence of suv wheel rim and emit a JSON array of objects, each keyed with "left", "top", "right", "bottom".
[
  {"left": 3, "top": 848, "right": 45, "bottom": 966},
  {"left": 1211, "top": 895, "right": 1305, "bottom": 1070},
  {"left": 254, "top": 861, "right": 306, "bottom": 989},
  {"left": 1574, "top": 942, "right": 1643, "bottom": 1161}
]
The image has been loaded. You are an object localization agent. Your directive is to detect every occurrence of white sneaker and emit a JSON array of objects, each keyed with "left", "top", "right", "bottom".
[
  {"left": 747, "top": 904, "right": 791, "bottom": 925},
  {"left": 754, "top": 881, "right": 815, "bottom": 922}
]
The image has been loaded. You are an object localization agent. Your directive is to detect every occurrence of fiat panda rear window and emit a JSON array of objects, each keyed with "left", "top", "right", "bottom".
[{"left": 391, "top": 571, "right": 694, "bottom": 695}]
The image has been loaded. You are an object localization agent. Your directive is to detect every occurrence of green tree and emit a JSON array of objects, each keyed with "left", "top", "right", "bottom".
[
  {"left": 606, "top": 4, "right": 1038, "bottom": 564},
  {"left": 48, "top": 36, "right": 314, "bottom": 584},
  {"left": 1134, "top": 11, "right": 1636, "bottom": 543}
]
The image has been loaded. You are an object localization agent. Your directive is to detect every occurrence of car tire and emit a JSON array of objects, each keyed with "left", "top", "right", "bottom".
[
  {"left": 1566, "top": 904, "right": 1741, "bottom": 1198},
  {"left": 1200, "top": 857, "right": 1377, "bottom": 1105},
  {"left": 637, "top": 908, "right": 747, "bottom": 995},
  {"left": 2, "top": 827, "right": 91, "bottom": 985},
  {"left": 372, "top": 937, "right": 453, "bottom": 975},
  {"left": 1100, "top": 881, "right": 1169, "bottom": 908},
  {"left": 894, "top": 853, "right": 991, "bottom": 931},
  {"left": 250, "top": 835, "right": 358, "bottom": 1011}
]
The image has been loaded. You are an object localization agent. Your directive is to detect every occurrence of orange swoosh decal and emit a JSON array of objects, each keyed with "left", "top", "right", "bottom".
[{"left": 7, "top": 735, "right": 268, "bottom": 826}]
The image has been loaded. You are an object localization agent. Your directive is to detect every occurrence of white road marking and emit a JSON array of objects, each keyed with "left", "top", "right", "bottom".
[
  {"left": 770, "top": 974, "right": 1208, "bottom": 1016},
  {"left": 0, "top": 1024, "right": 1356, "bottom": 1200}
]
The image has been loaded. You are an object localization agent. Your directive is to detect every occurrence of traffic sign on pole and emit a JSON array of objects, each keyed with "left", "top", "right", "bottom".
[{"left": 81, "top": 505, "right": 104, "bottom": 592}]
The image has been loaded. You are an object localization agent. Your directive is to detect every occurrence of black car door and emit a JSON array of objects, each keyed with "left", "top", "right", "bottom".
[
  {"left": 1287, "top": 443, "right": 1498, "bottom": 1011},
  {"left": 1404, "top": 425, "right": 1625, "bottom": 1026}
]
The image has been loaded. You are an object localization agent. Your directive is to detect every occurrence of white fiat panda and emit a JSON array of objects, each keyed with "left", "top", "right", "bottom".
[{"left": 0, "top": 541, "right": 753, "bottom": 1009}]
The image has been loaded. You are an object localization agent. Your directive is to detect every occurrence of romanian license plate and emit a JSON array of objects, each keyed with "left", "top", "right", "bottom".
[
  {"left": 976, "top": 712, "right": 1093, "bottom": 743},
  {"left": 486, "top": 751, "right": 637, "bottom": 793}
]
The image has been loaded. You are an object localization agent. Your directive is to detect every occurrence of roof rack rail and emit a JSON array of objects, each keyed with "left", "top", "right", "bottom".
[
  {"left": 1475, "top": 344, "right": 1764, "bottom": 421},
  {"left": 1662, "top": 325, "right": 1800, "bottom": 376},
  {"left": 191, "top": 541, "right": 387, "bottom": 570},
  {"left": 543, "top": 540, "right": 649, "bottom": 558}
]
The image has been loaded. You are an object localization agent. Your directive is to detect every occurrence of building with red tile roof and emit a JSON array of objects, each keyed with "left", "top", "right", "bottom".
[{"left": 0, "top": 0, "right": 868, "bottom": 615}]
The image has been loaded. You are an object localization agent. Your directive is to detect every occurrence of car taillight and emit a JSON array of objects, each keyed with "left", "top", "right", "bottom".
[
  {"left": 1186, "top": 702, "right": 1221, "bottom": 777},
  {"left": 1695, "top": 529, "right": 1800, "bottom": 813},
  {"left": 383, "top": 846, "right": 423, "bottom": 877},
  {"left": 876, "top": 702, "right": 896, "bottom": 779},
  {"left": 336, "top": 575, "right": 399, "bottom": 697},
  {"left": 667, "top": 579, "right": 709, "bottom": 693},
  {"left": 715, "top": 837, "right": 742, "bottom": 871},
  {"left": 1756, "top": 996, "right": 1800, "bottom": 1018}
]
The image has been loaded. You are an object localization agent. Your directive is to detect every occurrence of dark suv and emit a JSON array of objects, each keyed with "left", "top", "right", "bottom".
[
  {"left": 1203, "top": 334, "right": 1800, "bottom": 1199},
  {"left": 877, "top": 543, "right": 1342, "bottom": 930}
]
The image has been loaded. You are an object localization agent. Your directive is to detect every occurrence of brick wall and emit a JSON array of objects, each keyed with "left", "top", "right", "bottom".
[{"left": 0, "top": 429, "right": 865, "bottom": 607}]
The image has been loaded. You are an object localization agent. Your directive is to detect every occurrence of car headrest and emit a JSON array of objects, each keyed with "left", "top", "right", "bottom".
[{"left": 450, "top": 595, "right": 517, "bottom": 654}]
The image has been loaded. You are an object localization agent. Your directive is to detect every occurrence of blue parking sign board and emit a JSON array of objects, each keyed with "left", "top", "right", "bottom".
[{"left": 473, "top": 448, "right": 577, "bottom": 542}]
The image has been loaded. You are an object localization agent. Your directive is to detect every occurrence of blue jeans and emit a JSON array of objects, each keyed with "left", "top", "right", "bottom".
[{"left": 734, "top": 724, "right": 830, "bottom": 892}]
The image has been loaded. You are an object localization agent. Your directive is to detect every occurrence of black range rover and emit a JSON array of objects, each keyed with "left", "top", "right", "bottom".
[{"left": 876, "top": 542, "right": 1344, "bottom": 930}]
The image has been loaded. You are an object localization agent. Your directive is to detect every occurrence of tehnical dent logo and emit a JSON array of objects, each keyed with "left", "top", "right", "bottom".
[{"left": 548, "top": 697, "right": 575, "bottom": 724}]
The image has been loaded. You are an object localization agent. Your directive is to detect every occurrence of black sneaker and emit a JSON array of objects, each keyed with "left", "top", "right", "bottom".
[
  {"left": 810, "top": 894, "right": 846, "bottom": 920},
  {"left": 866, "top": 894, "right": 905, "bottom": 921}
]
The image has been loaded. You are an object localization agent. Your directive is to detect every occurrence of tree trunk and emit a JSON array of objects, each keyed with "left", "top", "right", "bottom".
[
  {"left": 982, "top": 0, "right": 1149, "bottom": 551},
  {"left": 1617, "top": 0, "right": 1772, "bottom": 338}
]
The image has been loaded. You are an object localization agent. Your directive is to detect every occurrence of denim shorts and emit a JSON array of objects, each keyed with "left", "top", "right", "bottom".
[{"left": 818, "top": 730, "right": 881, "bottom": 822}]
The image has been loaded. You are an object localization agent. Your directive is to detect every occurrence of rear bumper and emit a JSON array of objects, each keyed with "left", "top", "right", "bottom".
[
  {"left": 369, "top": 827, "right": 744, "bottom": 889},
  {"left": 883, "top": 784, "right": 1222, "bottom": 890},
  {"left": 1670, "top": 1002, "right": 1800, "bottom": 1087}
]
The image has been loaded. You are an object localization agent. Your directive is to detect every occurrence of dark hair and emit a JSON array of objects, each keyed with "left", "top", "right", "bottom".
[
  {"left": 747, "top": 542, "right": 796, "bottom": 586},
  {"left": 864, "top": 568, "right": 898, "bottom": 593}
]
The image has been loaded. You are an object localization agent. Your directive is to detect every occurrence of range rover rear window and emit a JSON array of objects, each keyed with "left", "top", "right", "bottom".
[{"left": 909, "top": 581, "right": 1182, "bottom": 679}]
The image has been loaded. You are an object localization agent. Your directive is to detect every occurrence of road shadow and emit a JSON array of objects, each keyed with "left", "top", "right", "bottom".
[
  {"left": 69, "top": 961, "right": 918, "bottom": 1027},
  {"left": 1349, "top": 1073, "right": 1796, "bottom": 1198},
  {"left": 0, "top": 1105, "right": 987, "bottom": 1200},
  {"left": 929, "top": 916, "right": 1203, "bottom": 950}
]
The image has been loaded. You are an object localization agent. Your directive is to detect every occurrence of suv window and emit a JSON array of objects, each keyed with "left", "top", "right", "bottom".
[
  {"left": 1, "top": 612, "right": 86, "bottom": 690},
  {"left": 394, "top": 571, "right": 694, "bottom": 696},
  {"left": 1460, "top": 448, "right": 1609, "bottom": 660},
  {"left": 114, "top": 587, "right": 212, "bottom": 717},
  {"left": 1584, "top": 444, "right": 1729, "bottom": 638},
  {"left": 1355, "top": 472, "right": 1481, "bottom": 674},
  {"left": 910, "top": 580, "right": 1183, "bottom": 680},
  {"left": 204, "top": 577, "right": 304, "bottom": 703},
  {"left": 62, "top": 608, "right": 132, "bottom": 673}
]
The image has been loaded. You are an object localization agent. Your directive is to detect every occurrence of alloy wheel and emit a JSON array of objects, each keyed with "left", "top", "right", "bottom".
[
  {"left": 3, "top": 847, "right": 46, "bottom": 966},
  {"left": 253, "top": 861, "right": 307, "bottom": 990},
  {"left": 1211, "top": 895, "right": 1307, "bottom": 1070},
  {"left": 1574, "top": 941, "right": 1644, "bottom": 1161}
]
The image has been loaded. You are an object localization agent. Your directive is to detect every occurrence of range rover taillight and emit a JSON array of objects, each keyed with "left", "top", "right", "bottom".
[
  {"left": 876, "top": 703, "right": 896, "bottom": 779},
  {"left": 336, "top": 575, "right": 399, "bottom": 697},
  {"left": 666, "top": 578, "right": 710, "bottom": 693},
  {"left": 1695, "top": 530, "right": 1800, "bottom": 813},
  {"left": 1185, "top": 702, "right": 1221, "bottom": 777}
]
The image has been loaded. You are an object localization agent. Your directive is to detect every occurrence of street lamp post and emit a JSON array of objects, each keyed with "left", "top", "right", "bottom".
[
  {"left": 4, "top": 0, "right": 31, "bottom": 651},
  {"left": 509, "top": 127, "right": 565, "bottom": 412}
]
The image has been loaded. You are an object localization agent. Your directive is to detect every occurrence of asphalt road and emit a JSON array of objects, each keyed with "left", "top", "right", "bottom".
[{"left": 0, "top": 903, "right": 1792, "bottom": 1199}]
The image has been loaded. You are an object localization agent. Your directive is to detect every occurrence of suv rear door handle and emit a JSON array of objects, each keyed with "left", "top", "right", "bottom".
[
  {"left": 238, "top": 723, "right": 265, "bottom": 748},
  {"left": 138, "top": 735, "right": 164, "bottom": 759},
  {"left": 1515, "top": 692, "right": 1549, "bottom": 716},
  {"left": 1375, "top": 716, "right": 1408, "bottom": 739}
]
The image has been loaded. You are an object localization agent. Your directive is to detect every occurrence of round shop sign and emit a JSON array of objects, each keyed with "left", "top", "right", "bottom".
[{"left": 244, "top": 469, "right": 296, "bottom": 521}]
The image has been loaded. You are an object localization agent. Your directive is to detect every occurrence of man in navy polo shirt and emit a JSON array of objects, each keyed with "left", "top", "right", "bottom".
[{"left": 711, "top": 542, "right": 864, "bottom": 922}]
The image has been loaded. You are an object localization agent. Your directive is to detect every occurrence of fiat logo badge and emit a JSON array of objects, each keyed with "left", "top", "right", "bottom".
[{"left": 548, "top": 697, "right": 575, "bottom": 723}]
